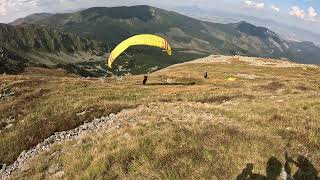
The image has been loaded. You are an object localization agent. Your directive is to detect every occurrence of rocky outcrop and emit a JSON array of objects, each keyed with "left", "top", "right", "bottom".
[
  {"left": 0, "top": 112, "right": 119, "bottom": 179},
  {"left": 0, "top": 88, "right": 15, "bottom": 100},
  {"left": 0, "top": 47, "right": 28, "bottom": 74},
  {"left": 0, "top": 23, "right": 105, "bottom": 56},
  {"left": 0, "top": 23, "right": 106, "bottom": 74}
]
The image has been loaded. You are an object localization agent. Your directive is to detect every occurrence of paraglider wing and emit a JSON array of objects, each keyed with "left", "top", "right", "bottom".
[{"left": 108, "top": 34, "right": 172, "bottom": 68}]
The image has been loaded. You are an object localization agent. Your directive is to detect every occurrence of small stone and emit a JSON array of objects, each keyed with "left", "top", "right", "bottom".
[
  {"left": 54, "top": 171, "right": 65, "bottom": 178},
  {"left": 76, "top": 110, "right": 87, "bottom": 116},
  {"left": 109, "top": 113, "right": 115, "bottom": 118},
  {"left": 48, "top": 164, "right": 61, "bottom": 174},
  {"left": 88, "top": 124, "right": 96, "bottom": 130},
  {"left": 1, "top": 164, "right": 6, "bottom": 171},
  {"left": 4, "top": 124, "right": 13, "bottom": 129},
  {"left": 20, "top": 164, "right": 30, "bottom": 172}
]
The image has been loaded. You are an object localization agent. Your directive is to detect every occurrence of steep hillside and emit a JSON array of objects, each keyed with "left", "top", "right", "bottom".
[
  {"left": 0, "top": 47, "right": 28, "bottom": 74},
  {"left": 0, "top": 23, "right": 105, "bottom": 74},
  {"left": 10, "top": 13, "right": 54, "bottom": 26},
  {"left": 0, "top": 55, "right": 319, "bottom": 179},
  {"left": 286, "top": 41, "right": 320, "bottom": 64},
  {"left": 12, "top": 5, "right": 320, "bottom": 64},
  {"left": 1, "top": 21, "right": 205, "bottom": 76}
]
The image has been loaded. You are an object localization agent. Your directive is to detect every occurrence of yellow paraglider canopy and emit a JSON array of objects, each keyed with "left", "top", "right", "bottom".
[
  {"left": 226, "top": 77, "right": 237, "bottom": 81},
  {"left": 108, "top": 34, "right": 172, "bottom": 68}
]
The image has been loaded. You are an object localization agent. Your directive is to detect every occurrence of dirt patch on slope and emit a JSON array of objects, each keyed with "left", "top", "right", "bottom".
[{"left": 260, "top": 81, "right": 286, "bottom": 91}]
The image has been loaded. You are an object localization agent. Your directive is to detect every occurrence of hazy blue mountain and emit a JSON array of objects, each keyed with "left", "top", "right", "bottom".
[{"left": 172, "top": 5, "right": 320, "bottom": 45}]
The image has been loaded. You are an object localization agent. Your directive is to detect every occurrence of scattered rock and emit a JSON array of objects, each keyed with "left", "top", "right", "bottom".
[
  {"left": 0, "top": 113, "right": 114, "bottom": 179},
  {"left": 166, "top": 78, "right": 174, "bottom": 83},
  {"left": 76, "top": 110, "right": 87, "bottom": 116},
  {"left": 109, "top": 113, "right": 115, "bottom": 119},
  {"left": 0, "top": 88, "right": 15, "bottom": 100},
  {"left": 116, "top": 76, "right": 124, "bottom": 81},
  {"left": 54, "top": 171, "right": 65, "bottom": 178},
  {"left": 4, "top": 124, "right": 13, "bottom": 129},
  {"left": 6, "top": 116, "right": 16, "bottom": 123},
  {"left": 1, "top": 164, "right": 6, "bottom": 171},
  {"left": 48, "top": 164, "right": 61, "bottom": 174},
  {"left": 276, "top": 99, "right": 284, "bottom": 103},
  {"left": 20, "top": 164, "right": 30, "bottom": 172},
  {"left": 99, "top": 78, "right": 105, "bottom": 84},
  {"left": 222, "top": 100, "right": 240, "bottom": 106}
]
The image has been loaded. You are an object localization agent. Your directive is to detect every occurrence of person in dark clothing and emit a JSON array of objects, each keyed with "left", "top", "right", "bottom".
[
  {"left": 143, "top": 76, "right": 148, "bottom": 85},
  {"left": 204, "top": 71, "right": 209, "bottom": 79}
]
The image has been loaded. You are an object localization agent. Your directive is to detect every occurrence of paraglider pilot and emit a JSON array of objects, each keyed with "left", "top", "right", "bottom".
[
  {"left": 204, "top": 71, "right": 209, "bottom": 79},
  {"left": 143, "top": 76, "right": 148, "bottom": 85}
]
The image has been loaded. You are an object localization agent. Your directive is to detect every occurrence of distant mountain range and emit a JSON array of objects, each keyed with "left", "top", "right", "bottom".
[
  {"left": 172, "top": 5, "right": 320, "bottom": 44},
  {"left": 1, "top": 5, "right": 320, "bottom": 75}
]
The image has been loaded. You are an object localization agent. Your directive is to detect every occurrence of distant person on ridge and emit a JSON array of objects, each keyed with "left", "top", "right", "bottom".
[
  {"left": 204, "top": 71, "right": 209, "bottom": 79},
  {"left": 143, "top": 76, "right": 148, "bottom": 85}
]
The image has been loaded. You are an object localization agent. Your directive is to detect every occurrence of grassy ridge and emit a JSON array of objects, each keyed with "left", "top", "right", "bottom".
[{"left": 1, "top": 56, "right": 320, "bottom": 178}]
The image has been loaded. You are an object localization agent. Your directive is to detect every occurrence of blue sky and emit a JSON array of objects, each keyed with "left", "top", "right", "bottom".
[
  {"left": 274, "top": 0, "right": 320, "bottom": 9},
  {"left": 0, "top": 0, "right": 319, "bottom": 33}
]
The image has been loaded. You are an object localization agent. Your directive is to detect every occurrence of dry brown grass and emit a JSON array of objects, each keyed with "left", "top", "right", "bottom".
[
  {"left": 22, "top": 67, "right": 79, "bottom": 78},
  {"left": 1, "top": 56, "right": 320, "bottom": 179},
  {"left": 0, "top": 75, "right": 141, "bottom": 164}
]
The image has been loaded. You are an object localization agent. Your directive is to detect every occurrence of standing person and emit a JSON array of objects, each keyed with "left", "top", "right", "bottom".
[
  {"left": 204, "top": 71, "right": 209, "bottom": 79},
  {"left": 143, "top": 76, "right": 148, "bottom": 85}
]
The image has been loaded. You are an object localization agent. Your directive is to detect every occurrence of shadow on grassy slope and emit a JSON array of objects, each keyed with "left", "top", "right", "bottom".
[
  {"left": 146, "top": 82, "right": 196, "bottom": 86},
  {"left": 237, "top": 154, "right": 319, "bottom": 180}
]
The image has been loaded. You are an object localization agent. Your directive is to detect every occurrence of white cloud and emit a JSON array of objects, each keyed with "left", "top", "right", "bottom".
[
  {"left": 0, "top": 0, "right": 39, "bottom": 15},
  {"left": 243, "top": 0, "right": 264, "bottom": 10},
  {"left": 271, "top": 5, "right": 280, "bottom": 12},
  {"left": 0, "top": 0, "right": 83, "bottom": 22},
  {"left": 289, "top": 6, "right": 306, "bottom": 19},
  {"left": 308, "top": 7, "right": 317, "bottom": 18},
  {"left": 289, "top": 6, "right": 318, "bottom": 21}
]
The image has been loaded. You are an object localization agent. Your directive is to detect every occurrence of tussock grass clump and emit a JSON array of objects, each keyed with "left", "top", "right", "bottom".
[
  {"left": 260, "top": 81, "right": 285, "bottom": 91},
  {"left": 197, "top": 95, "right": 232, "bottom": 104}
]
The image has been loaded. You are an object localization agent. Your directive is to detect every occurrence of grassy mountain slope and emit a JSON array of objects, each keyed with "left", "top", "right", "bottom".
[
  {"left": 12, "top": 5, "right": 320, "bottom": 64},
  {"left": 1, "top": 55, "right": 319, "bottom": 178},
  {"left": 10, "top": 13, "right": 54, "bottom": 26}
]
